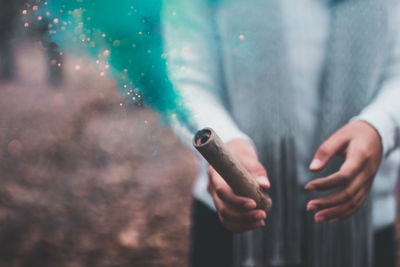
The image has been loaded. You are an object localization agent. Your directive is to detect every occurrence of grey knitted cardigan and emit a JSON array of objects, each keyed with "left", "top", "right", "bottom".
[{"left": 208, "top": 0, "right": 393, "bottom": 266}]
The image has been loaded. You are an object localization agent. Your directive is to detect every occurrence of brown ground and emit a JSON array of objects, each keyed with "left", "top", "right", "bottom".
[{"left": 0, "top": 44, "right": 197, "bottom": 267}]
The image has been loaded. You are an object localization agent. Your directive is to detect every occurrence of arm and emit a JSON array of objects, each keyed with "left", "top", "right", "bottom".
[
  {"left": 163, "top": 0, "right": 269, "bottom": 232},
  {"left": 305, "top": 4, "right": 400, "bottom": 222},
  {"left": 163, "top": 1, "right": 252, "bottom": 143}
]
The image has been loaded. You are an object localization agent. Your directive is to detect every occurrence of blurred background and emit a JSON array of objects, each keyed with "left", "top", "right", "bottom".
[
  {"left": 0, "top": 1, "right": 399, "bottom": 267},
  {"left": 0, "top": 1, "right": 197, "bottom": 266}
]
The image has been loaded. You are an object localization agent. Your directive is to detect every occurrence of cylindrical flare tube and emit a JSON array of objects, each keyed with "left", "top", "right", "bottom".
[{"left": 193, "top": 128, "right": 272, "bottom": 212}]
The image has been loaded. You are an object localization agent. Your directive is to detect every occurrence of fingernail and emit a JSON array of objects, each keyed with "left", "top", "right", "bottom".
[
  {"left": 255, "top": 211, "right": 266, "bottom": 220},
  {"left": 305, "top": 183, "right": 316, "bottom": 191},
  {"left": 244, "top": 201, "right": 256, "bottom": 209},
  {"left": 307, "top": 203, "right": 317, "bottom": 211},
  {"left": 309, "top": 158, "right": 322, "bottom": 170},
  {"left": 256, "top": 176, "right": 270, "bottom": 188},
  {"left": 253, "top": 220, "right": 265, "bottom": 228},
  {"left": 315, "top": 214, "right": 325, "bottom": 223}
]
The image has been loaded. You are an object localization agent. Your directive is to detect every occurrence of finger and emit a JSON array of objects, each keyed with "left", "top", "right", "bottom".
[
  {"left": 309, "top": 131, "right": 350, "bottom": 171},
  {"left": 307, "top": 178, "right": 361, "bottom": 211},
  {"left": 305, "top": 171, "right": 349, "bottom": 191},
  {"left": 214, "top": 197, "right": 267, "bottom": 227},
  {"left": 210, "top": 183, "right": 264, "bottom": 225},
  {"left": 213, "top": 193, "right": 266, "bottom": 222},
  {"left": 313, "top": 186, "right": 368, "bottom": 222},
  {"left": 307, "top": 170, "right": 372, "bottom": 211},
  {"left": 218, "top": 209, "right": 266, "bottom": 233},
  {"left": 331, "top": 183, "right": 373, "bottom": 222},
  {"left": 220, "top": 208, "right": 266, "bottom": 224},
  {"left": 305, "top": 149, "right": 365, "bottom": 191},
  {"left": 219, "top": 206, "right": 266, "bottom": 225},
  {"left": 333, "top": 195, "right": 367, "bottom": 222},
  {"left": 307, "top": 188, "right": 354, "bottom": 211},
  {"left": 209, "top": 168, "right": 257, "bottom": 209},
  {"left": 245, "top": 160, "right": 270, "bottom": 189}
]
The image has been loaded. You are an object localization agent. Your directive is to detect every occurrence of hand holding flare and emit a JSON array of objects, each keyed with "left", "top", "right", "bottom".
[
  {"left": 305, "top": 121, "right": 383, "bottom": 223},
  {"left": 194, "top": 128, "right": 272, "bottom": 233}
]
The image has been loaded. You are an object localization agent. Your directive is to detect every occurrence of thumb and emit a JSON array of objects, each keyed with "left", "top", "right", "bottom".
[{"left": 309, "top": 131, "right": 349, "bottom": 171}]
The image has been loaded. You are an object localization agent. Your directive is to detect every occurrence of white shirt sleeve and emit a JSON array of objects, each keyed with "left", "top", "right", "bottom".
[
  {"left": 352, "top": 4, "right": 400, "bottom": 157},
  {"left": 162, "top": 0, "right": 252, "bottom": 144}
]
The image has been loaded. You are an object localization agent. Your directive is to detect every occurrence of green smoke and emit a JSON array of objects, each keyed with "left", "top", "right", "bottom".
[{"left": 39, "top": 0, "right": 192, "bottom": 128}]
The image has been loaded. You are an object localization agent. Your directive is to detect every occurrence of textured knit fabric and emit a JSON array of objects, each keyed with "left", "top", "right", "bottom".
[{"left": 216, "top": 0, "right": 389, "bottom": 266}]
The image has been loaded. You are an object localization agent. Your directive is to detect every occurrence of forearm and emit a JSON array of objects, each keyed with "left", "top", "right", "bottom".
[
  {"left": 352, "top": 3, "right": 400, "bottom": 157},
  {"left": 163, "top": 0, "right": 251, "bottom": 144}
]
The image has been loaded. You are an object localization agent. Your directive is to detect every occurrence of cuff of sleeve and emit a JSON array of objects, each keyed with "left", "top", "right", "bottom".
[{"left": 351, "top": 108, "right": 396, "bottom": 158}]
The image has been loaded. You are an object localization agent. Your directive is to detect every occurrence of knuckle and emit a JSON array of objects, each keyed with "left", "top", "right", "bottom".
[
  {"left": 343, "top": 190, "right": 353, "bottom": 202},
  {"left": 358, "top": 148, "right": 371, "bottom": 159},
  {"left": 349, "top": 198, "right": 358, "bottom": 210},
  {"left": 340, "top": 169, "right": 353, "bottom": 180},
  {"left": 318, "top": 143, "right": 332, "bottom": 157},
  {"left": 245, "top": 160, "right": 259, "bottom": 170},
  {"left": 245, "top": 161, "right": 264, "bottom": 174}
]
